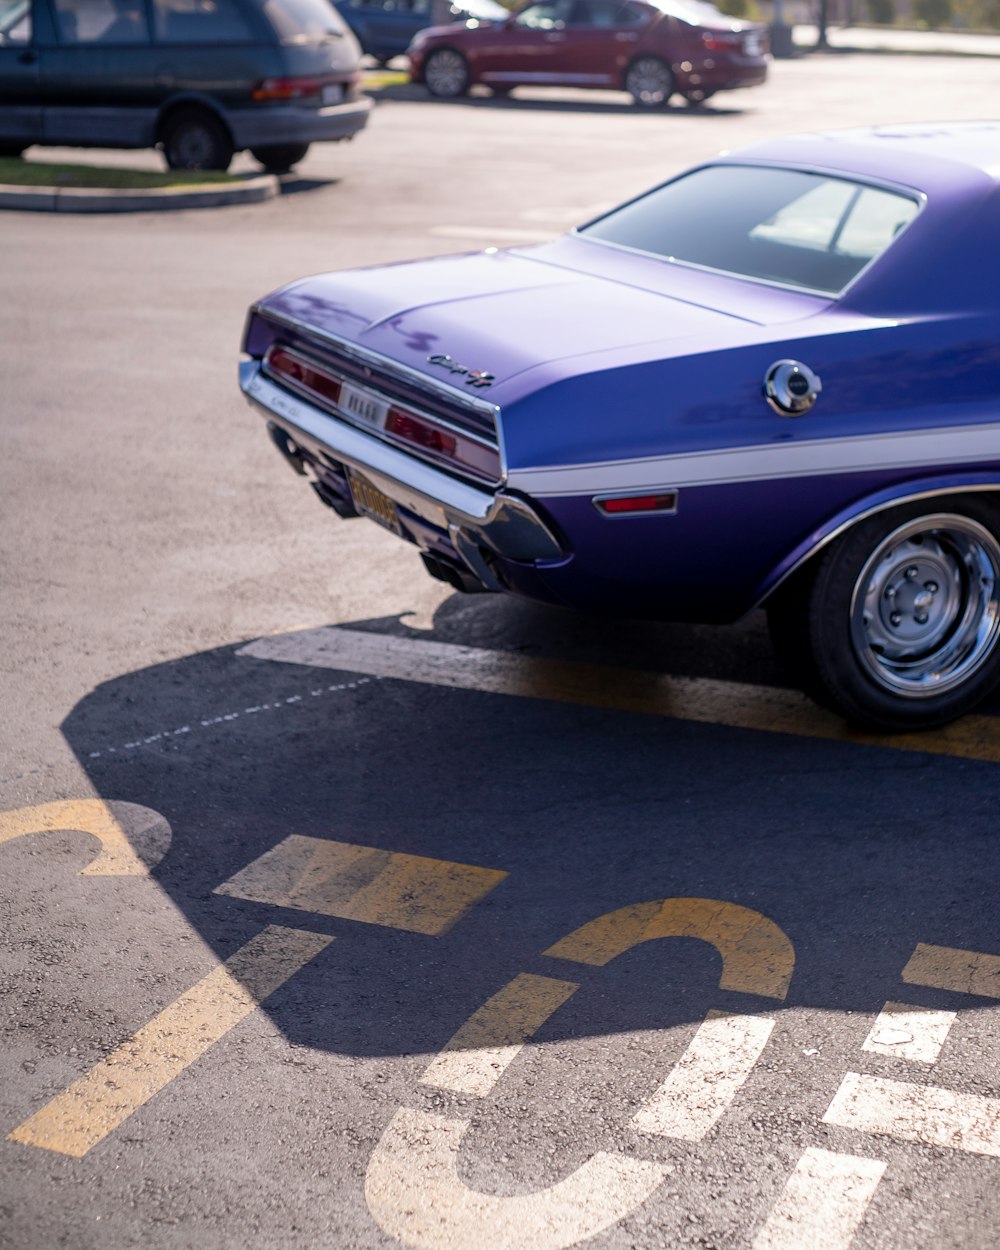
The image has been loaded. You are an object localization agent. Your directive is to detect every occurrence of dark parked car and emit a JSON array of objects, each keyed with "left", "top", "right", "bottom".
[
  {"left": 407, "top": 0, "right": 768, "bottom": 106},
  {"left": 241, "top": 123, "right": 1000, "bottom": 731},
  {"left": 0, "top": 0, "right": 371, "bottom": 171},
  {"left": 333, "top": 0, "right": 506, "bottom": 65}
]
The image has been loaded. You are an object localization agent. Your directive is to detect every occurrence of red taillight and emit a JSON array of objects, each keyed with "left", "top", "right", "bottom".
[
  {"left": 252, "top": 76, "right": 325, "bottom": 102},
  {"left": 386, "top": 409, "right": 457, "bottom": 458},
  {"left": 386, "top": 407, "right": 500, "bottom": 481},
  {"left": 701, "top": 31, "right": 743, "bottom": 51},
  {"left": 265, "top": 346, "right": 342, "bottom": 407},
  {"left": 595, "top": 493, "right": 677, "bottom": 516}
]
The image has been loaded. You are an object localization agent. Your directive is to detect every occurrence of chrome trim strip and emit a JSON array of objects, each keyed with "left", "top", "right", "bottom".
[
  {"left": 241, "top": 361, "right": 563, "bottom": 562},
  {"left": 252, "top": 304, "right": 502, "bottom": 425},
  {"left": 508, "top": 422, "right": 1000, "bottom": 496}
]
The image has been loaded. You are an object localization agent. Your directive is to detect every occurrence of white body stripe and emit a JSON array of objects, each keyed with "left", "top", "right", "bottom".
[{"left": 507, "top": 421, "right": 1000, "bottom": 497}]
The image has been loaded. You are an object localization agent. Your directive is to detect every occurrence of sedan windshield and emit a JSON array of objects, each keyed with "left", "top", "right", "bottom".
[{"left": 580, "top": 165, "right": 920, "bottom": 295}]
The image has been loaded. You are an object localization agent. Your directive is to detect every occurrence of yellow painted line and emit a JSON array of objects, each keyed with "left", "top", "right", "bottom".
[
  {"left": 752, "top": 1148, "right": 886, "bottom": 1250},
  {"left": 365, "top": 1106, "right": 669, "bottom": 1250},
  {"left": 239, "top": 626, "right": 1000, "bottom": 764},
  {"left": 0, "top": 799, "right": 171, "bottom": 876},
  {"left": 633, "top": 1010, "right": 775, "bottom": 1141},
  {"left": 544, "top": 898, "right": 795, "bottom": 1000},
  {"left": 862, "top": 1001, "right": 956, "bottom": 1065},
  {"left": 901, "top": 942, "right": 1000, "bottom": 999},
  {"left": 215, "top": 834, "right": 507, "bottom": 936},
  {"left": 823, "top": 1072, "right": 1000, "bottom": 1158},
  {"left": 8, "top": 925, "right": 331, "bottom": 1158},
  {"left": 420, "top": 973, "right": 579, "bottom": 1097}
]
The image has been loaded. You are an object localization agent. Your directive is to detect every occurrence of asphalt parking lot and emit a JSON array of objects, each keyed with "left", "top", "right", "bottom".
[{"left": 2, "top": 50, "right": 1000, "bottom": 1250}]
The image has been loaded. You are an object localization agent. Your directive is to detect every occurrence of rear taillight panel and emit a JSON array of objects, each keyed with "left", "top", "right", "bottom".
[{"left": 263, "top": 343, "right": 501, "bottom": 485}]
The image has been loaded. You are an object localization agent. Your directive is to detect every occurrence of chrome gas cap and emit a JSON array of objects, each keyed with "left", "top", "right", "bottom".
[{"left": 763, "top": 359, "right": 823, "bottom": 416}]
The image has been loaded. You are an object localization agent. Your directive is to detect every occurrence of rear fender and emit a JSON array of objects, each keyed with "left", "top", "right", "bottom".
[{"left": 756, "top": 471, "right": 1000, "bottom": 608}]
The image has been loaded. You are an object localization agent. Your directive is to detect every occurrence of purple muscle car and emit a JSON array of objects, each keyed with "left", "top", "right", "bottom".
[{"left": 241, "top": 123, "right": 1000, "bottom": 731}]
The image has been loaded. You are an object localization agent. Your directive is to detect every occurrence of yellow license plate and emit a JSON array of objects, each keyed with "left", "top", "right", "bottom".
[{"left": 348, "top": 470, "right": 402, "bottom": 537}]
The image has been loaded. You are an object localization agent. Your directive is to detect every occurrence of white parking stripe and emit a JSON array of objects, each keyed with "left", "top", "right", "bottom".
[
  {"left": 862, "top": 1002, "right": 956, "bottom": 1065},
  {"left": 823, "top": 1072, "right": 1000, "bottom": 1158},
  {"left": 632, "top": 1010, "right": 774, "bottom": 1140},
  {"left": 902, "top": 943, "right": 1000, "bottom": 999},
  {"left": 752, "top": 1148, "right": 886, "bottom": 1250}
]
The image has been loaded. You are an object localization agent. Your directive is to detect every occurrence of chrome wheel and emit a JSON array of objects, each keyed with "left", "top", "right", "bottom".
[
  {"left": 424, "top": 49, "right": 470, "bottom": 98},
  {"left": 625, "top": 57, "right": 673, "bottom": 107},
  {"left": 850, "top": 514, "right": 1000, "bottom": 698}
]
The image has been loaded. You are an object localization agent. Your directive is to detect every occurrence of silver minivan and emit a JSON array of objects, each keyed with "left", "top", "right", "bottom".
[{"left": 0, "top": 0, "right": 371, "bottom": 170}]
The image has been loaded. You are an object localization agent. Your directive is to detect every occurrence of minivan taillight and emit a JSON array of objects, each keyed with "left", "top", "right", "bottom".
[{"left": 252, "top": 76, "right": 326, "bottom": 102}]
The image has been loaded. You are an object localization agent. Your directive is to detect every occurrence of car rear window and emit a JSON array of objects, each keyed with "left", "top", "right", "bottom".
[
  {"left": 262, "top": 0, "right": 349, "bottom": 41},
  {"left": 580, "top": 165, "right": 920, "bottom": 295}
]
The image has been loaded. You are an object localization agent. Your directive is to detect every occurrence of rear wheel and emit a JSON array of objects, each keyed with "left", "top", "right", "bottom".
[
  {"left": 625, "top": 56, "right": 673, "bottom": 107},
  {"left": 0, "top": 143, "right": 25, "bottom": 158},
  {"left": 250, "top": 143, "right": 310, "bottom": 172},
  {"left": 161, "top": 108, "right": 233, "bottom": 172},
  {"left": 424, "top": 47, "right": 470, "bottom": 98},
  {"left": 767, "top": 500, "right": 1000, "bottom": 730}
]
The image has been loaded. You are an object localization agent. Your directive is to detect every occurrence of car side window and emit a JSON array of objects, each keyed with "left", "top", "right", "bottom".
[
  {"left": 513, "top": 0, "right": 573, "bottom": 29},
  {"left": 568, "top": 0, "right": 644, "bottom": 25},
  {"left": 52, "top": 0, "right": 151, "bottom": 44},
  {"left": 153, "top": 0, "right": 254, "bottom": 43},
  {"left": 0, "top": 0, "right": 31, "bottom": 44}
]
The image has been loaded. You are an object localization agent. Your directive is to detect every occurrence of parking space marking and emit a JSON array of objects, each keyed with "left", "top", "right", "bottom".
[
  {"left": 365, "top": 1106, "right": 669, "bottom": 1250},
  {"left": 862, "top": 1002, "right": 956, "bottom": 1065},
  {"left": 239, "top": 627, "right": 1000, "bottom": 765},
  {"left": 214, "top": 835, "right": 508, "bottom": 936},
  {"left": 0, "top": 799, "right": 171, "bottom": 876},
  {"left": 633, "top": 1010, "right": 775, "bottom": 1140},
  {"left": 545, "top": 898, "right": 795, "bottom": 1000},
  {"left": 420, "top": 973, "right": 579, "bottom": 1097},
  {"left": 8, "top": 925, "right": 332, "bottom": 1158},
  {"left": 751, "top": 1148, "right": 886, "bottom": 1250},
  {"left": 902, "top": 942, "right": 1000, "bottom": 998},
  {"left": 823, "top": 1072, "right": 1000, "bottom": 1158}
]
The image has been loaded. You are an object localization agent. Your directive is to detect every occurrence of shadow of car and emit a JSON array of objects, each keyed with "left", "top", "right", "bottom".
[
  {"left": 333, "top": 0, "right": 507, "bottom": 65},
  {"left": 407, "top": 0, "right": 769, "bottom": 107},
  {"left": 0, "top": 0, "right": 371, "bottom": 171}
]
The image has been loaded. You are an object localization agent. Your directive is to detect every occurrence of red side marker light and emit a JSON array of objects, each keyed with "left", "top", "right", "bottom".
[{"left": 594, "top": 492, "right": 678, "bottom": 516}]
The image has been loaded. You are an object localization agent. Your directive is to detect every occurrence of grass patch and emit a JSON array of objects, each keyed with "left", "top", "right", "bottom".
[{"left": 0, "top": 157, "right": 241, "bottom": 189}]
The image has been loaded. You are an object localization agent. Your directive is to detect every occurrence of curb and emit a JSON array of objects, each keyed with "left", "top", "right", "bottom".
[{"left": 0, "top": 173, "right": 279, "bottom": 213}]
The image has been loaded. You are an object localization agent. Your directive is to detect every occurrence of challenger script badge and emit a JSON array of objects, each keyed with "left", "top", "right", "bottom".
[{"left": 427, "top": 354, "right": 495, "bottom": 388}]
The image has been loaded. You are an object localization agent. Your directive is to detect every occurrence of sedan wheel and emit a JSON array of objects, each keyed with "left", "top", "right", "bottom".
[
  {"left": 767, "top": 502, "right": 1000, "bottom": 730},
  {"left": 625, "top": 57, "right": 674, "bottom": 107},
  {"left": 424, "top": 48, "right": 470, "bottom": 99}
]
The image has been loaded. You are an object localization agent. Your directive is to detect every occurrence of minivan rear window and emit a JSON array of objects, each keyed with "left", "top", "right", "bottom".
[
  {"left": 262, "top": 0, "right": 349, "bottom": 41},
  {"left": 580, "top": 165, "right": 920, "bottom": 295}
]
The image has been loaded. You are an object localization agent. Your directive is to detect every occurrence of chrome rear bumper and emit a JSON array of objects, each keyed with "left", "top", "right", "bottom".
[{"left": 240, "top": 360, "right": 565, "bottom": 564}]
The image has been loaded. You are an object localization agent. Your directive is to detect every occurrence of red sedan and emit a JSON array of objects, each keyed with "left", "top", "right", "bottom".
[{"left": 407, "top": 0, "right": 769, "bottom": 108}]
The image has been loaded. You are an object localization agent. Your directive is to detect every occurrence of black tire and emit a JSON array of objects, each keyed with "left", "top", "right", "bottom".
[
  {"left": 491, "top": 85, "right": 513, "bottom": 98},
  {"left": 161, "top": 108, "right": 234, "bottom": 172},
  {"left": 767, "top": 498, "right": 1000, "bottom": 731},
  {"left": 250, "top": 143, "right": 310, "bottom": 173},
  {"left": 0, "top": 143, "right": 25, "bottom": 158},
  {"left": 682, "top": 89, "right": 715, "bottom": 107},
  {"left": 423, "top": 47, "right": 470, "bottom": 98},
  {"left": 625, "top": 56, "right": 673, "bottom": 107}
]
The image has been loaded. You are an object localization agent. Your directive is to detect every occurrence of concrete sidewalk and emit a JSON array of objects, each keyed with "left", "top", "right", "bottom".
[{"left": 793, "top": 22, "right": 1000, "bottom": 56}]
